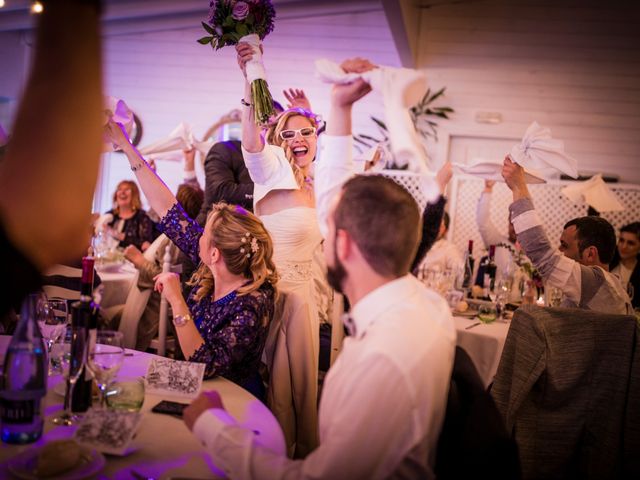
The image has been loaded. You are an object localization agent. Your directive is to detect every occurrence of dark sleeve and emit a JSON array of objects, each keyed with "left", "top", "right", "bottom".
[
  {"left": 0, "top": 220, "right": 43, "bottom": 315},
  {"left": 199, "top": 142, "right": 253, "bottom": 221},
  {"left": 158, "top": 202, "right": 204, "bottom": 266},
  {"left": 135, "top": 211, "right": 155, "bottom": 246},
  {"left": 411, "top": 195, "right": 446, "bottom": 273}
]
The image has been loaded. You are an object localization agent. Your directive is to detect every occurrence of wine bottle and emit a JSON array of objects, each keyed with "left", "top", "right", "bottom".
[
  {"left": 0, "top": 293, "right": 48, "bottom": 444},
  {"left": 484, "top": 244, "right": 498, "bottom": 295},
  {"left": 462, "top": 240, "right": 475, "bottom": 289},
  {"left": 68, "top": 256, "right": 100, "bottom": 413}
]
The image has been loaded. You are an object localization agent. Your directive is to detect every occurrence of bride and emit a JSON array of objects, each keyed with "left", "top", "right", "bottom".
[{"left": 236, "top": 41, "right": 330, "bottom": 457}]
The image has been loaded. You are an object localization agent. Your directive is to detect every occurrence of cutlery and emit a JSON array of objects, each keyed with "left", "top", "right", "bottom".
[{"left": 465, "top": 321, "right": 481, "bottom": 330}]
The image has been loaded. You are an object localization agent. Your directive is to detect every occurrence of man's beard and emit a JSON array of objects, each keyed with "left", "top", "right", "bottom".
[{"left": 326, "top": 250, "right": 347, "bottom": 295}]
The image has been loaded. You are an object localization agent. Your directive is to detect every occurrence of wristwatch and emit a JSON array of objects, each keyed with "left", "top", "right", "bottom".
[{"left": 173, "top": 313, "right": 193, "bottom": 327}]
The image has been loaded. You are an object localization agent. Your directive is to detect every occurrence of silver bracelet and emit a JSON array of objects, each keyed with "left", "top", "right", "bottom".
[{"left": 130, "top": 162, "right": 145, "bottom": 172}]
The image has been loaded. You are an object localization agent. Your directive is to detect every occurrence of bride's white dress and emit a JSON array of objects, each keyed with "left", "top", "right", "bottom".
[{"left": 243, "top": 143, "right": 330, "bottom": 457}]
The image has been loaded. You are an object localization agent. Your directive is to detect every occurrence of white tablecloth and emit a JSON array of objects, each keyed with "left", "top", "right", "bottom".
[
  {"left": 0, "top": 336, "right": 285, "bottom": 479},
  {"left": 96, "top": 263, "right": 136, "bottom": 312},
  {"left": 453, "top": 315, "right": 510, "bottom": 388}
]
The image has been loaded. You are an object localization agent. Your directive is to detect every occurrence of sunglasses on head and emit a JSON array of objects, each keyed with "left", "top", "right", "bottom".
[{"left": 279, "top": 127, "right": 317, "bottom": 141}]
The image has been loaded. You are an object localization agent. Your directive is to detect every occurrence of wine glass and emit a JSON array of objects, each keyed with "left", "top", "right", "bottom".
[
  {"left": 51, "top": 328, "right": 87, "bottom": 426},
  {"left": 87, "top": 331, "right": 125, "bottom": 408},
  {"left": 42, "top": 298, "right": 69, "bottom": 374}
]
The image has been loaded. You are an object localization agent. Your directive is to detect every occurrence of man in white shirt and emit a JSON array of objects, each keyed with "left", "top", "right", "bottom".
[
  {"left": 502, "top": 157, "right": 632, "bottom": 314},
  {"left": 182, "top": 60, "right": 456, "bottom": 480}
]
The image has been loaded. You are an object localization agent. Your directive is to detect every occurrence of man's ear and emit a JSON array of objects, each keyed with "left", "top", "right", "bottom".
[
  {"left": 583, "top": 245, "right": 599, "bottom": 264},
  {"left": 335, "top": 229, "right": 351, "bottom": 262}
]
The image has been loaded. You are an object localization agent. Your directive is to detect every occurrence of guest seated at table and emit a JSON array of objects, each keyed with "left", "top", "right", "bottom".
[
  {"left": 104, "top": 119, "right": 278, "bottom": 401},
  {"left": 112, "top": 182, "right": 204, "bottom": 352},
  {"left": 502, "top": 157, "right": 632, "bottom": 314},
  {"left": 610, "top": 222, "right": 640, "bottom": 309},
  {"left": 476, "top": 180, "right": 520, "bottom": 280},
  {"left": 415, "top": 210, "right": 464, "bottom": 276},
  {"left": 103, "top": 180, "right": 156, "bottom": 252}
]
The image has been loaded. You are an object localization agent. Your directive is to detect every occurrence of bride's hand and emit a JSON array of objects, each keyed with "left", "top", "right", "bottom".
[{"left": 103, "top": 119, "right": 130, "bottom": 150}]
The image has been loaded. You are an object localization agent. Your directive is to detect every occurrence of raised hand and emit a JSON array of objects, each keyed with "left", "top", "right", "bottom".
[
  {"left": 283, "top": 88, "right": 311, "bottom": 111},
  {"left": 340, "top": 57, "right": 377, "bottom": 74},
  {"left": 103, "top": 120, "right": 131, "bottom": 151},
  {"left": 436, "top": 161, "right": 453, "bottom": 195},
  {"left": 235, "top": 42, "right": 263, "bottom": 81},
  {"left": 502, "top": 155, "right": 530, "bottom": 200},
  {"left": 484, "top": 179, "right": 496, "bottom": 192}
]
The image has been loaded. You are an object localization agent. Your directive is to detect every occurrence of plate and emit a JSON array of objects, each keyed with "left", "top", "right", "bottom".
[
  {"left": 7, "top": 444, "right": 105, "bottom": 480},
  {"left": 454, "top": 309, "right": 478, "bottom": 318}
]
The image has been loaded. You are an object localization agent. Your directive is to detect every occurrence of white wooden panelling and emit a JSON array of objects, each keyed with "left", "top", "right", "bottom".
[{"left": 416, "top": 0, "right": 640, "bottom": 186}]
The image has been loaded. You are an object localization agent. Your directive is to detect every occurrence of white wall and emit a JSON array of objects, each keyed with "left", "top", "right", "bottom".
[
  {"left": 99, "top": 3, "right": 399, "bottom": 211},
  {"left": 416, "top": 0, "right": 640, "bottom": 184}
]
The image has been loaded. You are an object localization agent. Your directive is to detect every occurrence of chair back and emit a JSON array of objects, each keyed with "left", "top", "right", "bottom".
[
  {"left": 491, "top": 306, "right": 640, "bottom": 479},
  {"left": 435, "top": 346, "right": 520, "bottom": 479}
]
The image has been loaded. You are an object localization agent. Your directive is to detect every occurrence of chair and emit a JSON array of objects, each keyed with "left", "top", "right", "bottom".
[
  {"left": 262, "top": 290, "right": 319, "bottom": 459},
  {"left": 435, "top": 346, "right": 520, "bottom": 480},
  {"left": 149, "top": 242, "right": 175, "bottom": 357},
  {"left": 491, "top": 306, "right": 640, "bottom": 480}
]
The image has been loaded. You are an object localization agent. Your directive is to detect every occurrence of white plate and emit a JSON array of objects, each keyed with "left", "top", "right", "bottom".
[{"left": 7, "top": 444, "right": 105, "bottom": 480}]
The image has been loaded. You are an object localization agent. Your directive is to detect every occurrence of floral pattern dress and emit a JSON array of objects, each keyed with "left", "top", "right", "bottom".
[
  {"left": 158, "top": 202, "right": 274, "bottom": 394},
  {"left": 107, "top": 208, "right": 155, "bottom": 250}
]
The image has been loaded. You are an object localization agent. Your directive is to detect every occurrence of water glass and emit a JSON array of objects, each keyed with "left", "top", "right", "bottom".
[
  {"left": 478, "top": 304, "right": 497, "bottom": 323},
  {"left": 106, "top": 377, "right": 145, "bottom": 412},
  {"left": 87, "top": 331, "right": 125, "bottom": 408}
]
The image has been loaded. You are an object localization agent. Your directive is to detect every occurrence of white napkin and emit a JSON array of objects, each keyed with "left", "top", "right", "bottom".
[
  {"left": 561, "top": 173, "right": 625, "bottom": 212},
  {"left": 103, "top": 97, "right": 134, "bottom": 152},
  {"left": 315, "top": 59, "right": 429, "bottom": 173},
  {"left": 452, "top": 159, "right": 546, "bottom": 184},
  {"left": 509, "top": 121, "right": 579, "bottom": 179},
  {"left": 139, "top": 122, "right": 214, "bottom": 160}
]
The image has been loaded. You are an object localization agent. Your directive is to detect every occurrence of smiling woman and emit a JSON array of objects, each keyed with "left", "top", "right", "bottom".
[{"left": 610, "top": 222, "right": 640, "bottom": 309}]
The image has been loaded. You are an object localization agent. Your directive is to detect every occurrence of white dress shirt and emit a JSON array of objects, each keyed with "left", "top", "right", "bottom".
[
  {"left": 193, "top": 274, "right": 456, "bottom": 479},
  {"left": 418, "top": 237, "right": 464, "bottom": 273}
]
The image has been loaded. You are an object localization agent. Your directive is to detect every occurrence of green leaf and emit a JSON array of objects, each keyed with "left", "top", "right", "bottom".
[
  {"left": 370, "top": 116, "right": 387, "bottom": 131},
  {"left": 201, "top": 21, "right": 215, "bottom": 35},
  {"left": 236, "top": 23, "right": 249, "bottom": 36},
  {"left": 197, "top": 36, "right": 212, "bottom": 45},
  {"left": 223, "top": 15, "right": 235, "bottom": 27}
]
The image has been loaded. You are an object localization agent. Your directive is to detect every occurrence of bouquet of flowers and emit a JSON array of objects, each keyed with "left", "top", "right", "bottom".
[{"left": 198, "top": 0, "right": 276, "bottom": 124}]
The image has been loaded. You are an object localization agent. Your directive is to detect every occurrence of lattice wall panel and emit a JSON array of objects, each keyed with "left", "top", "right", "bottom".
[{"left": 450, "top": 176, "right": 640, "bottom": 257}]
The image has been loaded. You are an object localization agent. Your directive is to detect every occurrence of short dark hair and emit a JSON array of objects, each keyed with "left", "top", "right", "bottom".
[
  {"left": 563, "top": 216, "right": 617, "bottom": 264},
  {"left": 334, "top": 175, "right": 421, "bottom": 277},
  {"left": 620, "top": 222, "right": 640, "bottom": 238}
]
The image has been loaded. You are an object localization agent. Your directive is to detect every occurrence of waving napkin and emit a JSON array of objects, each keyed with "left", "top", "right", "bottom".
[
  {"left": 509, "top": 121, "right": 579, "bottom": 179},
  {"left": 139, "top": 122, "right": 214, "bottom": 161},
  {"left": 315, "top": 59, "right": 429, "bottom": 172},
  {"left": 103, "top": 97, "right": 134, "bottom": 152},
  {"left": 452, "top": 159, "right": 546, "bottom": 184},
  {"left": 561, "top": 173, "right": 625, "bottom": 212}
]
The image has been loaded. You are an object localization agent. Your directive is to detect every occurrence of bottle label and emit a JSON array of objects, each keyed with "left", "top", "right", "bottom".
[{"left": 0, "top": 398, "right": 38, "bottom": 424}]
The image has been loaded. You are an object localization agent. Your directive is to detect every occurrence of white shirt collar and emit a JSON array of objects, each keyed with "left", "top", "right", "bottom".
[{"left": 349, "top": 274, "right": 416, "bottom": 339}]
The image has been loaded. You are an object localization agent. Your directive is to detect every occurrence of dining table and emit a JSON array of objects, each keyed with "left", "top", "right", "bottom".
[
  {"left": 452, "top": 313, "right": 510, "bottom": 388},
  {"left": 0, "top": 336, "right": 286, "bottom": 479},
  {"left": 96, "top": 262, "right": 137, "bottom": 312}
]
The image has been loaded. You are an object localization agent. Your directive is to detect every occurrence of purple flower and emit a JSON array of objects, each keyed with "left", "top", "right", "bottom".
[{"left": 232, "top": 1, "right": 250, "bottom": 20}]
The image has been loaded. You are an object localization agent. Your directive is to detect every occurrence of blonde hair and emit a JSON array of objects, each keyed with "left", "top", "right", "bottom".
[
  {"left": 264, "top": 108, "right": 319, "bottom": 187},
  {"left": 189, "top": 203, "right": 278, "bottom": 301},
  {"left": 112, "top": 180, "right": 143, "bottom": 214}
]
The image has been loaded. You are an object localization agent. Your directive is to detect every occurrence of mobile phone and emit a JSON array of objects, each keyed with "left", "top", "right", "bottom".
[{"left": 151, "top": 400, "right": 189, "bottom": 417}]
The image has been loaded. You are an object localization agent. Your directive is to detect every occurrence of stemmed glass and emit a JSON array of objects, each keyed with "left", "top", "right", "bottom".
[
  {"left": 87, "top": 331, "right": 125, "bottom": 408},
  {"left": 51, "top": 328, "right": 88, "bottom": 426},
  {"left": 42, "top": 298, "right": 69, "bottom": 374},
  {"left": 491, "top": 278, "right": 512, "bottom": 321}
]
